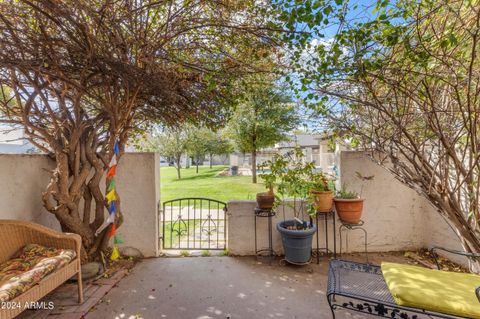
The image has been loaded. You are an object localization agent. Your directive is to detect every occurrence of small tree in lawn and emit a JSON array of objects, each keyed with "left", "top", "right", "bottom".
[
  {"left": 0, "top": 0, "right": 281, "bottom": 261},
  {"left": 228, "top": 79, "right": 300, "bottom": 183},
  {"left": 141, "top": 129, "right": 188, "bottom": 180},
  {"left": 205, "top": 130, "right": 234, "bottom": 168},
  {"left": 186, "top": 127, "right": 210, "bottom": 174}
]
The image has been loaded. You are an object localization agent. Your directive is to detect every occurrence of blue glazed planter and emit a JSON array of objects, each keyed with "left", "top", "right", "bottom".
[{"left": 277, "top": 220, "right": 317, "bottom": 264}]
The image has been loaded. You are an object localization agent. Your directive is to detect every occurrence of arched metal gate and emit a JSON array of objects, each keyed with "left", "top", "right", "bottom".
[{"left": 161, "top": 198, "right": 227, "bottom": 250}]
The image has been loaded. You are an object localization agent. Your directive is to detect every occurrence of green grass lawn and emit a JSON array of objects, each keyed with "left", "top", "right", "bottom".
[{"left": 160, "top": 165, "right": 266, "bottom": 204}]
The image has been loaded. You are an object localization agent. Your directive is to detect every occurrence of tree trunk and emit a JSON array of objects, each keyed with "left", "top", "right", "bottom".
[
  {"left": 175, "top": 156, "right": 181, "bottom": 179},
  {"left": 252, "top": 149, "right": 257, "bottom": 183},
  {"left": 42, "top": 135, "right": 124, "bottom": 263},
  {"left": 196, "top": 156, "right": 199, "bottom": 173},
  {"left": 210, "top": 153, "right": 213, "bottom": 168}
]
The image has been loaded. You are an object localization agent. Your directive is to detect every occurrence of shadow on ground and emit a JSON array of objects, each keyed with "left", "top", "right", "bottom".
[{"left": 87, "top": 253, "right": 410, "bottom": 319}]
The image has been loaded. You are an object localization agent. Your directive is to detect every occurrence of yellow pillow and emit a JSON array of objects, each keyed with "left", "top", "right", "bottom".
[{"left": 381, "top": 262, "right": 480, "bottom": 318}]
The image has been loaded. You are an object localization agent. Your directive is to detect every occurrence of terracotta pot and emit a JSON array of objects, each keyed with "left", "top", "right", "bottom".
[
  {"left": 311, "top": 190, "right": 334, "bottom": 213},
  {"left": 256, "top": 192, "right": 275, "bottom": 209},
  {"left": 334, "top": 198, "right": 364, "bottom": 224}
]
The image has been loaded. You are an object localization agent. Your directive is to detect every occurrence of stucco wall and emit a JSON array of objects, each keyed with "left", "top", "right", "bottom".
[
  {"left": 0, "top": 153, "right": 160, "bottom": 257},
  {"left": 228, "top": 200, "right": 338, "bottom": 256},
  {"left": 340, "top": 151, "right": 465, "bottom": 264},
  {"left": 423, "top": 199, "right": 465, "bottom": 264},
  {"left": 339, "top": 151, "right": 426, "bottom": 252},
  {"left": 228, "top": 151, "right": 465, "bottom": 263},
  {"left": 114, "top": 153, "right": 160, "bottom": 257}
]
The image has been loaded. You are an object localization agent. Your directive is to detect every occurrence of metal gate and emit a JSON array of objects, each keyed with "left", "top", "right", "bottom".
[{"left": 161, "top": 198, "right": 227, "bottom": 250}]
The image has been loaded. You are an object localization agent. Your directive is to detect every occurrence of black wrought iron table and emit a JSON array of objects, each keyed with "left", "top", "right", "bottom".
[
  {"left": 254, "top": 207, "right": 275, "bottom": 261},
  {"left": 310, "top": 209, "right": 337, "bottom": 264}
]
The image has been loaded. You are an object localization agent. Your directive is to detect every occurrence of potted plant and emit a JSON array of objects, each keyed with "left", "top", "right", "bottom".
[
  {"left": 334, "top": 184, "right": 364, "bottom": 224},
  {"left": 309, "top": 172, "right": 335, "bottom": 213},
  {"left": 256, "top": 182, "right": 275, "bottom": 209},
  {"left": 257, "top": 163, "right": 276, "bottom": 209},
  {"left": 261, "top": 148, "right": 317, "bottom": 264}
]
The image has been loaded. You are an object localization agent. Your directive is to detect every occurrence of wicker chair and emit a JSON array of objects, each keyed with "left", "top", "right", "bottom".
[{"left": 0, "top": 220, "right": 83, "bottom": 319}]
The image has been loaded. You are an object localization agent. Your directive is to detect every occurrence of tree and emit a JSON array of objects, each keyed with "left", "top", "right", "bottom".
[
  {"left": 205, "top": 130, "right": 234, "bottom": 168},
  {"left": 185, "top": 127, "right": 234, "bottom": 171},
  {"left": 228, "top": 80, "right": 300, "bottom": 183},
  {"left": 186, "top": 127, "right": 210, "bottom": 174},
  {"left": 283, "top": 0, "right": 480, "bottom": 264},
  {"left": 0, "top": 0, "right": 281, "bottom": 260},
  {"left": 141, "top": 129, "right": 188, "bottom": 180}
]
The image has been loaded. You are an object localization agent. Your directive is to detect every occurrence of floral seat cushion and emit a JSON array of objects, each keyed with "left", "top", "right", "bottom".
[{"left": 0, "top": 244, "right": 76, "bottom": 302}]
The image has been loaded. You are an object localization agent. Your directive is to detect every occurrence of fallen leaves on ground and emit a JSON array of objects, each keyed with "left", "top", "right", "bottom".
[{"left": 404, "top": 249, "right": 465, "bottom": 272}]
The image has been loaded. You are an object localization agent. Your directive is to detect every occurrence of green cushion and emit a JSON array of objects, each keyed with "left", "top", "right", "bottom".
[{"left": 382, "top": 262, "right": 480, "bottom": 318}]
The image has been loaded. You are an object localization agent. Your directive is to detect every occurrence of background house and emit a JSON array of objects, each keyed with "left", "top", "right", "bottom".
[
  {"left": 229, "top": 133, "right": 336, "bottom": 173},
  {"left": 0, "top": 127, "right": 35, "bottom": 153}
]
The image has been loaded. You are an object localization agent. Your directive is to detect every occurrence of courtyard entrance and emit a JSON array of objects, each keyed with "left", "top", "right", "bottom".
[{"left": 161, "top": 197, "right": 227, "bottom": 250}]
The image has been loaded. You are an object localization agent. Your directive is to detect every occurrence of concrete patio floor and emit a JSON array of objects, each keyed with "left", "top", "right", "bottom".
[{"left": 87, "top": 253, "right": 411, "bottom": 319}]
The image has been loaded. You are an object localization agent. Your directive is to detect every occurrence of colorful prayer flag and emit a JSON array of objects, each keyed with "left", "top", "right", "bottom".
[
  {"left": 107, "top": 178, "right": 116, "bottom": 192},
  {"left": 110, "top": 245, "right": 120, "bottom": 261},
  {"left": 114, "top": 143, "right": 120, "bottom": 156},
  {"left": 106, "top": 141, "right": 124, "bottom": 256},
  {"left": 106, "top": 189, "right": 116, "bottom": 203},
  {"left": 106, "top": 213, "right": 115, "bottom": 224},
  {"left": 108, "top": 201, "right": 117, "bottom": 214},
  {"left": 113, "top": 235, "right": 124, "bottom": 245},
  {"left": 109, "top": 155, "right": 117, "bottom": 167},
  {"left": 107, "top": 165, "right": 117, "bottom": 177},
  {"left": 109, "top": 223, "right": 117, "bottom": 238}
]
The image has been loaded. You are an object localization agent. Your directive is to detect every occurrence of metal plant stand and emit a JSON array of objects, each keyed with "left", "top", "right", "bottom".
[
  {"left": 339, "top": 219, "right": 368, "bottom": 262},
  {"left": 254, "top": 207, "right": 275, "bottom": 262},
  {"left": 310, "top": 209, "right": 337, "bottom": 264}
]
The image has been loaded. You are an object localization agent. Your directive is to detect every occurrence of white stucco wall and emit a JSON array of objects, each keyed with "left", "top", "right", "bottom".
[
  {"left": 114, "top": 153, "right": 160, "bottom": 257},
  {"left": 339, "top": 151, "right": 426, "bottom": 252},
  {"left": 423, "top": 199, "right": 465, "bottom": 265},
  {"left": 0, "top": 154, "right": 58, "bottom": 227},
  {"left": 0, "top": 153, "right": 160, "bottom": 257},
  {"left": 228, "top": 151, "right": 466, "bottom": 265},
  {"left": 341, "top": 151, "right": 465, "bottom": 264},
  {"left": 228, "top": 200, "right": 338, "bottom": 256}
]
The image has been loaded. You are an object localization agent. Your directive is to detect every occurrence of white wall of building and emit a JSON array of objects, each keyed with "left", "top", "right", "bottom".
[{"left": 0, "top": 128, "right": 35, "bottom": 153}]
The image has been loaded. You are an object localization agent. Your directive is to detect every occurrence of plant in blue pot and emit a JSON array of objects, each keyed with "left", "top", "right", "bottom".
[{"left": 259, "top": 148, "right": 317, "bottom": 265}]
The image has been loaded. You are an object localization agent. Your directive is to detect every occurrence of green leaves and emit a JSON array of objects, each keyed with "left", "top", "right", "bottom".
[
  {"left": 439, "top": 32, "right": 459, "bottom": 50},
  {"left": 449, "top": 33, "right": 458, "bottom": 46},
  {"left": 227, "top": 76, "right": 300, "bottom": 154},
  {"left": 259, "top": 147, "right": 332, "bottom": 217}
]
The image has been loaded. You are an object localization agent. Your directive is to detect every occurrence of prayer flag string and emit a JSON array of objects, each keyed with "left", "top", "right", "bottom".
[{"left": 106, "top": 141, "right": 122, "bottom": 261}]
